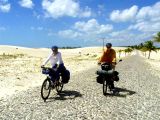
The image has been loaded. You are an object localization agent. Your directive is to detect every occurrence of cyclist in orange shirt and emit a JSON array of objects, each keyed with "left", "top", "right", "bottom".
[{"left": 98, "top": 43, "right": 116, "bottom": 70}]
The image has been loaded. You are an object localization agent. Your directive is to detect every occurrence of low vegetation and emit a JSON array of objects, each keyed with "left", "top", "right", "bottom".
[
  {"left": 59, "top": 46, "right": 81, "bottom": 49},
  {"left": 129, "top": 31, "right": 160, "bottom": 59},
  {"left": 118, "top": 48, "right": 133, "bottom": 58},
  {"left": 0, "top": 53, "right": 25, "bottom": 60}
]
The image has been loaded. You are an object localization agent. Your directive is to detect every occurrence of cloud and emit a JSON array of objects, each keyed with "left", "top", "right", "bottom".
[
  {"left": 47, "top": 32, "right": 55, "bottom": 36},
  {"left": 109, "top": 30, "right": 135, "bottom": 41},
  {"left": 110, "top": 1, "right": 160, "bottom": 23},
  {"left": 37, "top": 27, "right": 43, "bottom": 31},
  {"left": 33, "top": 11, "right": 41, "bottom": 19},
  {"left": 110, "top": 5, "right": 138, "bottom": 22},
  {"left": 58, "top": 19, "right": 113, "bottom": 40},
  {"left": 0, "top": 0, "right": 11, "bottom": 12},
  {"left": 0, "top": 26, "right": 6, "bottom": 31},
  {"left": 74, "top": 19, "right": 113, "bottom": 34},
  {"left": 42, "top": 0, "right": 92, "bottom": 18},
  {"left": 109, "top": 1, "right": 160, "bottom": 43},
  {"left": 136, "top": 2, "right": 160, "bottom": 21},
  {"left": 98, "top": 4, "right": 105, "bottom": 11},
  {"left": 56, "top": 1, "right": 160, "bottom": 45},
  {"left": 58, "top": 29, "right": 82, "bottom": 38},
  {"left": 127, "top": 2, "right": 160, "bottom": 32},
  {"left": 97, "top": 4, "right": 105, "bottom": 16},
  {"left": 30, "top": 26, "right": 44, "bottom": 31},
  {"left": 128, "top": 21, "right": 160, "bottom": 32},
  {"left": 108, "top": 30, "right": 154, "bottom": 45},
  {"left": 79, "top": 6, "right": 92, "bottom": 18},
  {"left": 19, "top": 0, "right": 34, "bottom": 9}
]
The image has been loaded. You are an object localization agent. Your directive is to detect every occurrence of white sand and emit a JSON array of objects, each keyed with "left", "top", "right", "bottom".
[{"left": 139, "top": 50, "right": 160, "bottom": 78}]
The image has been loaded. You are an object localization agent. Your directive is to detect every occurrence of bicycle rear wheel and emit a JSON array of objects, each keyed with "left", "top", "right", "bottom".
[
  {"left": 41, "top": 78, "right": 51, "bottom": 101},
  {"left": 103, "top": 78, "right": 108, "bottom": 95},
  {"left": 56, "top": 77, "right": 63, "bottom": 93}
]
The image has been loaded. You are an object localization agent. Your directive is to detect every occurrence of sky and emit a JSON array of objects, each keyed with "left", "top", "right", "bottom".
[{"left": 0, "top": 0, "right": 160, "bottom": 48}]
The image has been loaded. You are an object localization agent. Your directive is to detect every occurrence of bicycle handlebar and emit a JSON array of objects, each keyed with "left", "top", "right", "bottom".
[
  {"left": 98, "top": 59, "right": 122, "bottom": 66},
  {"left": 41, "top": 66, "right": 52, "bottom": 69}
]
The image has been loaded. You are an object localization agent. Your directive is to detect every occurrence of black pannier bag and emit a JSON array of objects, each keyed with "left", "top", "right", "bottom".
[
  {"left": 96, "top": 75, "right": 103, "bottom": 84},
  {"left": 113, "top": 71, "right": 119, "bottom": 76},
  {"left": 101, "top": 63, "right": 112, "bottom": 71},
  {"left": 42, "top": 68, "right": 53, "bottom": 74},
  {"left": 96, "top": 70, "right": 119, "bottom": 83},
  {"left": 113, "top": 75, "right": 119, "bottom": 81},
  {"left": 61, "top": 69, "right": 70, "bottom": 84},
  {"left": 112, "top": 71, "right": 119, "bottom": 81},
  {"left": 96, "top": 70, "right": 114, "bottom": 76},
  {"left": 109, "top": 71, "right": 119, "bottom": 82}
]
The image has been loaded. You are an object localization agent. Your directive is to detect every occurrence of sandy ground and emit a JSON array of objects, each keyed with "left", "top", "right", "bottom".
[
  {"left": 0, "top": 45, "right": 128, "bottom": 99},
  {"left": 139, "top": 50, "right": 160, "bottom": 77},
  {"left": 1, "top": 54, "right": 160, "bottom": 120}
]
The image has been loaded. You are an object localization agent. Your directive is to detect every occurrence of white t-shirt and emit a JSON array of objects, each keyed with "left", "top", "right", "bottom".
[{"left": 42, "top": 52, "right": 63, "bottom": 67}]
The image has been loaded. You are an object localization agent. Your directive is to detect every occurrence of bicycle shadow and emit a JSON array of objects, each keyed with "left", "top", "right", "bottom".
[
  {"left": 105, "top": 87, "right": 136, "bottom": 98},
  {"left": 48, "top": 90, "right": 83, "bottom": 101}
]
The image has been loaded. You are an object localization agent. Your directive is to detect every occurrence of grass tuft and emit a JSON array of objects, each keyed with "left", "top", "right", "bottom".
[{"left": 0, "top": 53, "right": 25, "bottom": 60}]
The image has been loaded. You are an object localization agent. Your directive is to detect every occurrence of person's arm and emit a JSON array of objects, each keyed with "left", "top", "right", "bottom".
[
  {"left": 112, "top": 50, "right": 116, "bottom": 63},
  {"left": 57, "top": 52, "right": 63, "bottom": 67},
  {"left": 98, "top": 52, "right": 105, "bottom": 64},
  {"left": 42, "top": 53, "right": 52, "bottom": 66}
]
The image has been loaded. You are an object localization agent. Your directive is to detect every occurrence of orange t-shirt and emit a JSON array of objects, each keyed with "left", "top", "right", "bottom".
[{"left": 99, "top": 48, "right": 116, "bottom": 63}]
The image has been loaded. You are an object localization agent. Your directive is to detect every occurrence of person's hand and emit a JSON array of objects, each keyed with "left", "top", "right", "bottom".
[
  {"left": 97, "top": 62, "right": 101, "bottom": 65},
  {"left": 41, "top": 65, "right": 45, "bottom": 68},
  {"left": 57, "top": 64, "right": 59, "bottom": 68},
  {"left": 112, "top": 62, "right": 117, "bottom": 66},
  {"left": 54, "top": 64, "right": 59, "bottom": 69},
  {"left": 53, "top": 68, "right": 57, "bottom": 71}
]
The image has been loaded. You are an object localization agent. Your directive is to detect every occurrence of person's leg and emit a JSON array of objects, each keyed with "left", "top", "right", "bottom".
[
  {"left": 49, "top": 69, "right": 56, "bottom": 83},
  {"left": 54, "top": 70, "right": 60, "bottom": 81},
  {"left": 57, "top": 63, "right": 66, "bottom": 74},
  {"left": 112, "top": 63, "right": 116, "bottom": 71},
  {"left": 59, "top": 63, "right": 66, "bottom": 71},
  {"left": 51, "top": 65, "right": 58, "bottom": 83},
  {"left": 52, "top": 64, "right": 66, "bottom": 82},
  {"left": 110, "top": 80, "right": 115, "bottom": 89}
]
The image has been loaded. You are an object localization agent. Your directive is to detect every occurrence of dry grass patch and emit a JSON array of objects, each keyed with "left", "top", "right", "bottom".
[{"left": 0, "top": 53, "right": 25, "bottom": 60}]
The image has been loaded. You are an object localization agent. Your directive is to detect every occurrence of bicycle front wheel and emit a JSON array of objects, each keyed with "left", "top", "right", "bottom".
[
  {"left": 41, "top": 78, "right": 51, "bottom": 101},
  {"left": 103, "top": 78, "right": 108, "bottom": 95}
]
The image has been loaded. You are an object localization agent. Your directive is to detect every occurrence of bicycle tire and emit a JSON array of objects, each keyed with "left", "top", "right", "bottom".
[
  {"left": 103, "top": 78, "right": 108, "bottom": 95},
  {"left": 41, "top": 78, "right": 51, "bottom": 101}
]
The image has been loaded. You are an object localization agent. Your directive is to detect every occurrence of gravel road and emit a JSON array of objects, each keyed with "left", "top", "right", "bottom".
[{"left": 0, "top": 55, "right": 160, "bottom": 120}]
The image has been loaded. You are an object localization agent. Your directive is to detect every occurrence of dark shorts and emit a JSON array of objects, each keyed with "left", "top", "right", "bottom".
[{"left": 51, "top": 63, "right": 66, "bottom": 81}]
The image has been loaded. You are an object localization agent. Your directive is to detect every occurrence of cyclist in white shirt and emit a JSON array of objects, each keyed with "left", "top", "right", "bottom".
[{"left": 41, "top": 46, "right": 66, "bottom": 82}]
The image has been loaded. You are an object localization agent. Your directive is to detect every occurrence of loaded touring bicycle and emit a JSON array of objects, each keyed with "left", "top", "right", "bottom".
[
  {"left": 41, "top": 66, "right": 70, "bottom": 102},
  {"left": 96, "top": 60, "right": 122, "bottom": 95}
]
